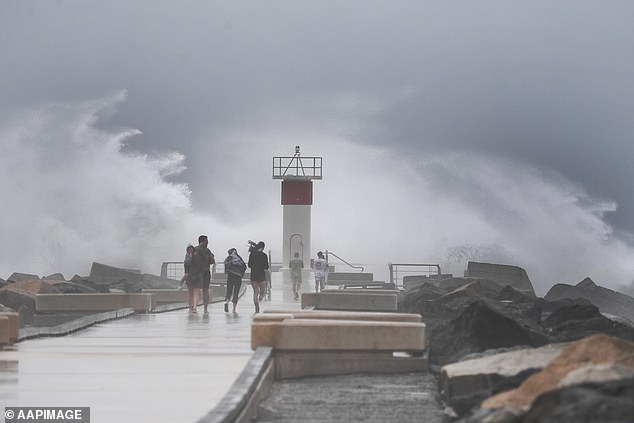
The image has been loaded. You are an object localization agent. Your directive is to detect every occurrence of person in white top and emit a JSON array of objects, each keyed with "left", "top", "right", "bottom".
[{"left": 313, "top": 251, "right": 328, "bottom": 292}]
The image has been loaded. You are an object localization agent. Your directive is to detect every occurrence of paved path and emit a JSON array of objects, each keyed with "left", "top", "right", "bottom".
[{"left": 0, "top": 273, "right": 303, "bottom": 423}]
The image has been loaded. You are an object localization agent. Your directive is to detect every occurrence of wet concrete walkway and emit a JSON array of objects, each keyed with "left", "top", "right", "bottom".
[
  {"left": 0, "top": 274, "right": 303, "bottom": 423},
  {"left": 257, "top": 372, "right": 447, "bottom": 423}
]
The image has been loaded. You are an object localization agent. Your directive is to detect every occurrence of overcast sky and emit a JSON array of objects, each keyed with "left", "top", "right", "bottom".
[{"left": 1, "top": 1, "right": 634, "bottom": 294}]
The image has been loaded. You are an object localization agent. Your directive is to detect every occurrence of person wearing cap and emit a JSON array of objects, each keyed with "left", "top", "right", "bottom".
[{"left": 248, "top": 241, "right": 269, "bottom": 313}]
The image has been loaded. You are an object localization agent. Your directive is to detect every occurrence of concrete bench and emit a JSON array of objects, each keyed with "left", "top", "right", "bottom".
[
  {"left": 326, "top": 272, "right": 374, "bottom": 282},
  {"left": 0, "top": 311, "right": 19, "bottom": 342},
  {"left": 253, "top": 318, "right": 425, "bottom": 351},
  {"left": 340, "top": 281, "right": 395, "bottom": 289},
  {"left": 260, "top": 310, "right": 421, "bottom": 322},
  {"left": 252, "top": 315, "right": 427, "bottom": 378},
  {"left": 301, "top": 290, "right": 399, "bottom": 311},
  {"left": 321, "top": 288, "right": 399, "bottom": 294},
  {"left": 35, "top": 293, "right": 153, "bottom": 313}
]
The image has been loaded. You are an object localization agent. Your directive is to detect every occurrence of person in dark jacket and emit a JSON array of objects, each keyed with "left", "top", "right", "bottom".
[
  {"left": 248, "top": 241, "right": 269, "bottom": 313},
  {"left": 223, "top": 248, "right": 246, "bottom": 313}
]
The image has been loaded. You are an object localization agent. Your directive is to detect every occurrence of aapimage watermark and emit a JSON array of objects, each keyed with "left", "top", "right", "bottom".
[{"left": 4, "top": 407, "right": 90, "bottom": 423}]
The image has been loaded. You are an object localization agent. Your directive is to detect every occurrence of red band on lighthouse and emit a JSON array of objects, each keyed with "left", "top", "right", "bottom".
[{"left": 281, "top": 180, "right": 313, "bottom": 205}]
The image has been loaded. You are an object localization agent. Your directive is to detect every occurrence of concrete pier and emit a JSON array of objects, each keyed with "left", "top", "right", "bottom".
[
  {"left": 0, "top": 274, "right": 301, "bottom": 423},
  {"left": 1, "top": 272, "right": 430, "bottom": 422}
]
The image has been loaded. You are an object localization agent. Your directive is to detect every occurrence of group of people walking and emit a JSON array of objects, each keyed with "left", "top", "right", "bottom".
[
  {"left": 180, "top": 236, "right": 330, "bottom": 314},
  {"left": 179, "top": 235, "right": 215, "bottom": 316},
  {"left": 180, "top": 236, "right": 269, "bottom": 314}
]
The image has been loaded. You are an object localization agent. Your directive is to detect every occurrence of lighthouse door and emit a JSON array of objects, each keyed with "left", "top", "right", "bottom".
[{"left": 289, "top": 233, "right": 304, "bottom": 265}]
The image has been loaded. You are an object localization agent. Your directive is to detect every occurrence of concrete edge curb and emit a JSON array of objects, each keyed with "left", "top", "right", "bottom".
[
  {"left": 196, "top": 346, "right": 274, "bottom": 423},
  {"left": 16, "top": 284, "right": 250, "bottom": 339},
  {"left": 151, "top": 302, "right": 195, "bottom": 313},
  {"left": 151, "top": 285, "right": 248, "bottom": 313},
  {"left": 17, "top": 308, "right": 135, "bottom": 342}
]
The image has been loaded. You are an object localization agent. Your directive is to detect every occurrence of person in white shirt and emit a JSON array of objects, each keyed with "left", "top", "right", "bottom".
[{"left": 313, "top": 251, "right": 328, "bottom": 292}]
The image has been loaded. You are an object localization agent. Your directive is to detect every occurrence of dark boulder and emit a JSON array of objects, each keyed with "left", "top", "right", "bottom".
[
  {"left": 399, "top": 282, "right": 445, "bottom": 313},
  {"left": 543, "top": 303, "right": 604, "bottom": 327},
  {"left": 496, "top": 285, "right": 533, "bottom": 303},
  {"left": 438, "top": 277, "right": 505, "bottom": 295},
  {"left": 70, "top": 275, "right": 110, "bottom": 293},
  {"left": 49, "top": 281, "right": 99, "bottom": 294},
  {"left": 429, "top": 300, "right": 548, "bottom": 366},
  {"left": 545, "top": 277, "right": 634, "bottom": 323},
  {"left": 88, "top": 262, "right": 178, "bottom": 292},
  {"left": 464, "top": 261, "right": 536, "bottom": 297},
  {"left": 43, "top": 273, "right": 66, "bottom": 281},
  {"left": 537, "top": 296, "right": 593, "bottom": 314},
  {"left": 0, "top": 289, "right": 36, "bottom": 327},
  {"left": 1, "top": 280, "right": 59, "bottom": 294},
  {"left": 7, "top": 272, "right": 40, "bottom": 283},
  {"left": 516, "top": 378, "right": 634, "bottom": 423},
  {"left": 543, "top": 303, "right": 634, "bottom": 344}
]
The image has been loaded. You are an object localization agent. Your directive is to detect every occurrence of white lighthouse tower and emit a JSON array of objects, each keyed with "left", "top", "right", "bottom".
[{"left": 273, "top": 146, "right": 322, "bottom": 269}]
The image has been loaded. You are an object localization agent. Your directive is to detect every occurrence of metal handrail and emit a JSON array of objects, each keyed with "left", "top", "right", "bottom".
[
  {"left": 324, "top": 250, "right": 364, "bottom": 273},
  {"left": 388, "top": 263, "right": 442, "bottom": 289},
  {"left": 160, "top": 261, "right": 218, "bottom": 280}
]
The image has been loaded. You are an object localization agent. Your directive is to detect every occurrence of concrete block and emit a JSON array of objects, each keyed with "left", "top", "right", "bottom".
[
  {"left": 321, "top": 288, "right": 400, "bottom": 295},
  {"left": 275, "top": 351, "right": 428, "bottom": 379},
  {"left": 90, "top": 262, "right": 143, "bottom": 282},
  {"left": 301, "top": 293, "right": 318, "bottom": 309},
  {"left": 301, "top": 291, "right": 398, "bottom": 312},
  {"left": 260, "top": 310, "right": 421, "bottom": 322},
  {"left": 464, "top": 261, "right": 536, "bottom": 296},
  {"left": 35, "top": 293, "right": 153, "bottom": 313},
  {"left": 252, "top": 319, "right": 426, "bottom": 352},
  {"left": 327, "top": 272, "right": 374, "bottom": 282},
  {"left": 254, "top": 313, "right": 297, "bottom": 322},
  {"left": 0, "top": 312, "right": 20, "bottom": 341},
  {"left": 340, "top": 282, "right": 395, "bottom": 289},
  {"left": 0, "top": 316, "right": 10, "bottom": 347},
  {"left": 142, "top": 289, "right": 189, "bottom": 307}
]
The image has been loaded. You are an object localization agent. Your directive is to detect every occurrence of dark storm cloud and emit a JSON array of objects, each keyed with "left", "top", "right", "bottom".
[
  {"left": 2, "top": 1, "right": 634, "bottom": 289},
  {"left": 3, "top": 1, "right": 633, "bottom": 229}
]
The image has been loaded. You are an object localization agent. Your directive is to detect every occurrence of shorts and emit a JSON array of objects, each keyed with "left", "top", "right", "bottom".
[
  {"left": 202, "top": 270, "right": 211, "bottom": 290},
  {"left": 188, "top": 273, "right": 202, "bottom": 289},
  {"left": 291, "top": 274, "right": 302, "bottom": 285}
]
